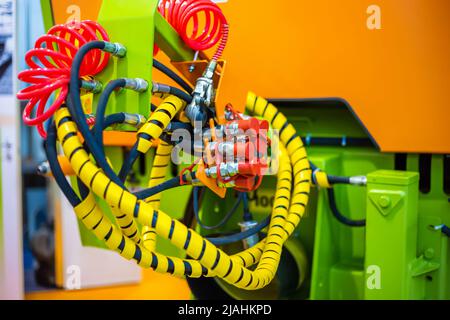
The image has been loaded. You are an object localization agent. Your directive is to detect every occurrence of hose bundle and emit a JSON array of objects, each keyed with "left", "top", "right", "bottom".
[
  {"left": 17, "top": 21, "right": 110, "bottom": 137},
  {"left": 17, "top": 15, "right": 313, "bottom": 290}
]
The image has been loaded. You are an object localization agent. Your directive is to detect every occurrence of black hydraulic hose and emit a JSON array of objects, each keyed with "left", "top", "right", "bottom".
[
  {"left": 154, "top": 84, "right": 193, "bottom": 104},
  {"left": 45, "top": 121, "right": 81, "bottom": 207},
  {"left": 327, "top": 188, "right": 366, "bottom": 227},
  {"left": 241, "top": 193, "right": 253, "bottom": 222},
  {"left": 442, "top": 225, "right": 450, "bottom": 237},
  {"left": 94, "top": 78, "right": 127, "bottom": 153},
  {"left": 193, "top": 187, "right": 243, "bottom": 231},
  {"left": 118, "top": 143, "right": 140, "bottom": 182},
  {"left": 134, "top": 172, "right": 195, "bottom": 200},
  {"left": 69, "top": 40, "right": 126, "bottom": 188},
  {"left": 328, "top": 175, "right": 351, "bottom": 184},
  {"left": 206, "top": 216, "right": 271, "bottom": 246},
  {"left": 103, "top": 113, "right": 127, "bottom": 129},
  {"left": 169, "top": 86, "right": 193, "bottom": 104},
  {"left": 153, "top": 59, "right": 193, "bottom": 93}
]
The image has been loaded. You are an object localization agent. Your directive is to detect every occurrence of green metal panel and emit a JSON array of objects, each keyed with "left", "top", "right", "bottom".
[
  {"left": 95, "top": 0, "right": 158, "bottom": 117},
  {"left": 40, "top": 0, "right": 54, "bottom": 31},
  {"left": 154, "top": 12, "right": 195, "bottom": 62},
  {"left": 364, "top": 170, "right": 420, "bottom": 299}
]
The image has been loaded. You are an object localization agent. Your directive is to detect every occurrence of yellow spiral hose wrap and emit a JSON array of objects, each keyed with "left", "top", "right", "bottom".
[
  {"left": 142, "top": 141, "right": 173, "bottom": 251},
  {"left": 55, "top": 92, "right": 311, "bottom": 290}
]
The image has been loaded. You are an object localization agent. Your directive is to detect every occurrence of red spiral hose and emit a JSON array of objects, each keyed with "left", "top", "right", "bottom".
[
  {"left": 17, "top": 21, "right": 110, "bottom": 138},
  {"left": 157, "top": 0, "right": 229, "bottom": 60}
]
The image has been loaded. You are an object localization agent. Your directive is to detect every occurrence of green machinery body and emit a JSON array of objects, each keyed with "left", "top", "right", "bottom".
[
  {"left": 38, "top": 0, "right": 450, "bottom": 300},
  {"left": 198, "top": 101, "right": 450, "bottom": 300}
]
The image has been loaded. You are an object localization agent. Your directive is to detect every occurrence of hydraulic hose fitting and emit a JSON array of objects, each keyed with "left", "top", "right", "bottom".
[
  {"left": 238, "top": 220, "right": 260, "bottom": 249},
  {"left": 431, "top": 225, "right": 450, "bottom": 237},
  {"left": 103, "top": 42, "right": 127, "bottom": 58},
  {"left": 185, "top": 60, "right": 218, "bottom": 126},
  {"left": 123, "top": 113, "right": 147, "bottom": 128},
  {"left": 203, "top": 60, "right": 217, "bottom": 80},
  {"left": 205, "top": 163, "right": 240, "bottom": 179},
  {"left": 81, "top": 80, "right": 103, "bottom": 94},
  {"left": 349, "top": 176, "right": 368, "bottom": 186},
  {"left": 152, "top": 82, "right": 171, "bottom": 93},
  {"left": 125, "top": 78, "right": 149, "bottom": 92}
]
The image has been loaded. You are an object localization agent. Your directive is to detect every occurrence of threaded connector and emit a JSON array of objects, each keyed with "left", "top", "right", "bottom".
[
  {"left": 203, "top": 60, "right": 217, "bottom": 79},
  {"left": 123, "top": 113, "right": 147, "bottom": 128},
  {"left": 125, "top": 78, "right": 149, "bottom": 92},
  {"left": 103, "top": 42, "right": 127, "bottom": 58},
  {"left": 81, "top": 80, "right": 103, "bottom": 94}
]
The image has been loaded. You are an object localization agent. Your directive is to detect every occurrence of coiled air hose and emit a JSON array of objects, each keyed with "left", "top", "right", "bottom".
[
  {"left": 53, "top": 89, "right": 311, "bottom": 290},
  {"left": 157, "top": 0, "right": 229, "bottom": 61},
  {"left": 17, "top": 21, "right": 110, "bottom": 137}
]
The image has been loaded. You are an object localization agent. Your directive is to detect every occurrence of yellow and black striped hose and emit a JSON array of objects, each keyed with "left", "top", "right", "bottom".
[
  {"left": 54, "top": 92, "right": 311, "bottom": 290},
  {"left": 142, "top": 141, "right": 173, "bottom": 251}
]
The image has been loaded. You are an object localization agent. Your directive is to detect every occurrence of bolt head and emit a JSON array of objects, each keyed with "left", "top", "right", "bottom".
[
  {"left": 378, "top": 196, "right": 391, "bottom": 208},
  {"left": 424, "top": 248, "right": 435, "bottom": 260}
]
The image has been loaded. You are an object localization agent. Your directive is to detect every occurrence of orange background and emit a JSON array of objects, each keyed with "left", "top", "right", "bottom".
[
  {"left": 48, "top": 0, "right": 450, "bottom": 154},
  {"left": 51, "top": 0, "right": 103, "bottom": 24}
]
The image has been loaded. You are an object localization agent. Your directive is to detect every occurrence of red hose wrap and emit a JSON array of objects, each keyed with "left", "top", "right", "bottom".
[
  {"left": 157, "top": 0, "right": 229, "bottom": 60},
  {"left": 17, "top": 21, "right": 110, "bottom": 138}
]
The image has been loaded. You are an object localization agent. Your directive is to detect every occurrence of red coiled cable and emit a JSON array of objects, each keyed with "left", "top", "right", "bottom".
[
  {"left": 157, "top": 0, "right": 229, "bottom": 60},
  {"left": 17, "top": 21, "right": 110, "bottom": 138}
]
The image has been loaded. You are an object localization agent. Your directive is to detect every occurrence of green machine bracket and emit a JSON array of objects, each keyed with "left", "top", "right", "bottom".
[{"left": 364, "top": 170, "right": 421, "bottom": 299}]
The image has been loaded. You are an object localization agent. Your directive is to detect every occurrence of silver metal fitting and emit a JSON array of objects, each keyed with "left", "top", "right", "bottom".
[
  {"left": 152, "top": 82, "right": 171, "bottom": 93},
  {"left": 125, "top": 78, "right": 149, "bottom": 93},
  {"left": 238, "top": 220, "right": 260, "bottom": 249},
  {"left": 123, "top": 113, "right": 147, "bottom": 128},
  {"left": 185, "top": 61, "right": 218, "bottom": 126},
  {"left": 80, "top": 80, "right": 103, "bottom": 94},
  {"left": 103, "top": 42, "right": 127, "bottom": 58},
  {"left": 349, "top": 176, "right": 368, "bottom": 186},
  {"left": 37, "top": 161, "right": 50, "bottom": 176},
  {"left": 205, "top": 162, "right": 239, "bottom": 179}
]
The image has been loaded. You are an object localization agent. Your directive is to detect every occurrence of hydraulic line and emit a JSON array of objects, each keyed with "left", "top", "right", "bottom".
[
  {"left": 134, "top": 174, "right": 188, "bottom": 200},
  {"left": 153, "top": 59, "right": 193, "bottom": 93},
  {"left": 193, "top": 187, "right": 243, "bottom": 231},
  {"left": 94, "top": 79, "right": 127, "bottom": 153},
  {"left": 206, "top": 216, "right": 270, "bottom": 246},
  {"left": 54, "top": 93, "right": 311, "bottom": 290},
  {"left": 152, "top": 82, "right": 193, "bottom": 104},
  {"left": 45, "top": 120, "right": 81, "bottom": 207},
  {"left": 241, "top": 193, "right": 253, "bottom": 222},
  {"left": 119, "top": 95, "right": 186, "bottom": 182},
  {"left": 327, "top": 188, "right": 366, "bottom": 227},
  {"left": 136, "top": 95, "right": 186, "bottom": 154},
  {"left": 68, "top": 40, "right": 126, "bottom": 188},
  {"left": 309, "top": 162, "right": 367, "bottom": 227},
  {"left": 142, "top": 140, "right": 174, "bottom": 251}
]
